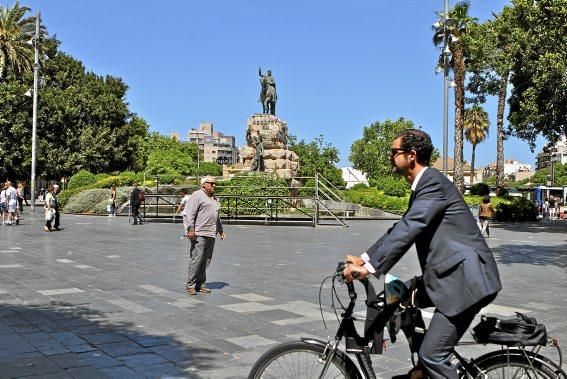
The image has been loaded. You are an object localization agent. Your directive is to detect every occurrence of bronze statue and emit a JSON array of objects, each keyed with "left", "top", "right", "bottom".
[
  {"left": 251, "top": 132, "right": 265, "bottom": 172},
  {"left": 259, "top": 66, "right": 277, "bottom": 116}
]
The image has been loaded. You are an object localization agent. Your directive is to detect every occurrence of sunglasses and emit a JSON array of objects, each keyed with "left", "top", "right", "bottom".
[
  {"left": 205, "top": 181, "right": 217, "bottom": 185},
  {"left": 390, "top": 148, "right": 410, "bottom": 157}
]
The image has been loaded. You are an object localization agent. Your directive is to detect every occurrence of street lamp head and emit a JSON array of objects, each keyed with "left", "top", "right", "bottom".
[
  {"left": 435, "top": 66, "right": 443, "bottom": 74},
  {"left": 442, "top": 44, "right": 452, "bottom": 56},
  {"left": 24, "top": 89, "right": 32, "bottom": 97},
  {"left": 449, "top": 79, "right": 457, "bottom": 88}
]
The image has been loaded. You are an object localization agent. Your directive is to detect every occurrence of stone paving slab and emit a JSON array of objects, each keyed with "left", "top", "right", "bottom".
[{"left": 0, "top": 213, "right": 566, "bottom": 377}]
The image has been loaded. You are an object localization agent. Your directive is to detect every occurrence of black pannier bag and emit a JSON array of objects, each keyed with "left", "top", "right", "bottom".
[{"left": 471, "top": 312, "right": 547, "bottom": 346}]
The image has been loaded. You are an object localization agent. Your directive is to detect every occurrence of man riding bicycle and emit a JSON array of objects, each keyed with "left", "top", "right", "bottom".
[{"left": 343, "top": 129, "right": 501, "bottom": 378}]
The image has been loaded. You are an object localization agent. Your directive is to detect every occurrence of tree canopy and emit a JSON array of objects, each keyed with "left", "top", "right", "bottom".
[
  {"left": 144, "top": 133, "right": 198, "bottom": 176},
  {"left": 0, "top": 2, "right": 38, "bottom": 79},
  {"left": 507, "top": 0, "right": 567, "bottom": 148},
  {"left": 288, "top": 134, "right": 344, "bottom": 188},
  {"left": 0, "top": 25, "right": 149, "bottom": 180},
  {"left": 349, "top": 118, "right": 416, "bottom": 180}
]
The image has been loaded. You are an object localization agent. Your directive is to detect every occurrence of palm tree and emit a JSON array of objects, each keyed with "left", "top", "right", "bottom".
[
  {"left": 0, "top": 2, "right": 36, "bottom": 80},
  {"left": 433, "top": 1, "right": 477, "bottom": 193},
  {"left": 464, "top": 105, "right": 490, "bottom": 184}
]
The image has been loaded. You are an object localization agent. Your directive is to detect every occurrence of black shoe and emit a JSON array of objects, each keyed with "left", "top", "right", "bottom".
[{"left": 15, "top": 220, "right": 19, "bottom": 225}]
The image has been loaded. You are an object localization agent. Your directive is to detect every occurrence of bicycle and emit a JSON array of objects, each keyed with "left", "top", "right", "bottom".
[{"left": 249, "top": 262, "right": 567, "bottom": 378}]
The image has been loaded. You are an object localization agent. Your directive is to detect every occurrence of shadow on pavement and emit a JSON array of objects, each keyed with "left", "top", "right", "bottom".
[
  {"left": 205, "top": 282, "right": 230, "bottom": 290},
  {"left": 494, "top": 221, "right": 567, "bottom": 235},
  {"left": 0, "top": 301, "right": 220, "bottom": 377},
  {"left": 492, "top": 243, "right": 567, "bottom": 269}
]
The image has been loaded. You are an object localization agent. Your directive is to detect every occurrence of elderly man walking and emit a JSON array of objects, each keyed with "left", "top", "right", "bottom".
[{"left": 185, "top": 176, "right": 225, "bottom": 295}]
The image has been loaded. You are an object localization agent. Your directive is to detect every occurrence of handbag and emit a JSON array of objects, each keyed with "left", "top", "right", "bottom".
[
  {"left": 106, "top": 204, "right": 112, "bottom": 212},
  {"left": 45, "top": 208, "right": 55, "bottom": 222}
]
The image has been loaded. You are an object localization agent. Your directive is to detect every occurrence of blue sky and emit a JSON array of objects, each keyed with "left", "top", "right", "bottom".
[{"left": 22, "top": 0, "right": 544, "bottom": 169}]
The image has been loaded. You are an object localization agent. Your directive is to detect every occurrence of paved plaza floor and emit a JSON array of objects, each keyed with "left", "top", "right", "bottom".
[{"left": 0, "top": 212, "right": 566, "bottom": 378}]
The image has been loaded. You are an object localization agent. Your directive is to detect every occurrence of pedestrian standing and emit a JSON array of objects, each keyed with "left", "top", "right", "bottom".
[
  {"left": 130, "top": 184, "right": 143, "bottom": 225},
  {"left": 185, "top": 176, "right": 225, "bottom": 295},
  {"left": 548, "top": 196, "right": 556, "bottom": 220},
  {"left": 0, "top": 183, "right": 7, "bottom": 224},
  {"left": 109, "top": 186, "right": 117, "bottom": 217},
  {"left": 4, "top": 181, "right": 18, "bottom": 225},
  {"left": 16, "top": 182, "right": 25, "bottom": 212},
  {"left": 175, "top": 188, "right": 190, "bottom": 238}
]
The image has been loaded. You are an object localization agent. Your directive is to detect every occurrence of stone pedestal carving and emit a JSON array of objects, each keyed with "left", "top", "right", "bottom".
[{"left": 241, "top": 114, "right": 299, "bottom": 179}]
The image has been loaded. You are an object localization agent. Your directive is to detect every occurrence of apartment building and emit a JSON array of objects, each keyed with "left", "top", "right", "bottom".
[
  {"left": 187, "top": 122, "right": 239, "bottom": 165},
  {"left": 536, "top": 136, "right": 567, "bottom": 171}
]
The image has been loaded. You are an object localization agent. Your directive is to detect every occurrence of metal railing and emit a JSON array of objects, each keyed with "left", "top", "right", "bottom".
[{"left": 116, "top": 174, "right": 348, "bottom": 227}]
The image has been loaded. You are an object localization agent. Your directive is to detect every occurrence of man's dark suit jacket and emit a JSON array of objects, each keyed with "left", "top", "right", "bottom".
[{"left": 367, "top": 168, "right": 501, "bottom": 317}]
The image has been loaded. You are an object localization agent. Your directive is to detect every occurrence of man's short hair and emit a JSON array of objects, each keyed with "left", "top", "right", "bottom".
[
  {"left": 396, "top": 129, "right": 434, "bottom": 166},
  {"left": 201, "top": 176, "right": 215, "bottom": 186}
]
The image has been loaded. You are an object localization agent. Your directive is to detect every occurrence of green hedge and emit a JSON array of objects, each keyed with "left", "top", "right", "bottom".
[
  {"left": 63, "top": 188, "right": 131, "bottom": 214},
  {"left": 62, "top": 170, "right": 155, "bottom": 208},
  {"left": 493, "top": 196, "right": 538, "bottom": 222},
  {"left": 67, "top": 170, "right": 97, "bottom": 189},
  {"left": 470, "top": 183, "right": 490, "bottom": 196},
  {"left": 344, "top": 187, "right": 409, "bottom": 214},
  {"left": 371, "top": 176, "right": 410, "bottom": 197},
  {"left": 345, "top": 187, "right": 538, "bottom": 221}
]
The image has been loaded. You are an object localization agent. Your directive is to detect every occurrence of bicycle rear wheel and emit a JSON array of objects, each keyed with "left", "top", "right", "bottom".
[
  {"left": 473, "top": 352, "right": 566, "bottom": 378},
  {"left": 248, "top": 341, "right": 361, "bottom": 379}
]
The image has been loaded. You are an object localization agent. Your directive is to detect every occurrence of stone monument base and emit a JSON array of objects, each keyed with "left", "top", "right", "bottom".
[{"left": 240, "top": 114, "right": 300, "bottom": 179}]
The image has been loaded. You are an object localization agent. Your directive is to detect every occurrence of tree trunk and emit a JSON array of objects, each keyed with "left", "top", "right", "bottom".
[
  {"left": 453, "top": 46, "right": 466, "bottom": 193},
  {"left": 471, "top": 144, "right": 476, "bottom": 185},
  {"left": 496, "top": 71, "right": 509, "bottom": 186}
]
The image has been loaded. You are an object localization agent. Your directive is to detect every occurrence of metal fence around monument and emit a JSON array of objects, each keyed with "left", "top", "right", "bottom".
[{"left": 126, "top": 173, "right": 348, "bottom": 227}]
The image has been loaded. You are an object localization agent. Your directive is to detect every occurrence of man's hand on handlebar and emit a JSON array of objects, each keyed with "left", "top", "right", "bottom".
[
  {"left": 343, "top": 264, "right": 369, "bottom": 282},
  {"left": 345, "top": 254, "right": 364, "bottom": 266}
]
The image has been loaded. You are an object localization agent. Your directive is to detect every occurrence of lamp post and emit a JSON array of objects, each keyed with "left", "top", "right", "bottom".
[
  {"left": 442, "top": 0, "right": 450, "bottom": 178},
  {"left": 30, "top": 12, "right": 40, "bottom": 212},
  {"left": 191, "top": 130, "right": 205, "bottom": 182}
]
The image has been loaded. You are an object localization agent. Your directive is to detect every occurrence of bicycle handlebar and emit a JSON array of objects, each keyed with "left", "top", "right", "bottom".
[{"left": 336, "top": 261, "right": 361, "bottom": 280}]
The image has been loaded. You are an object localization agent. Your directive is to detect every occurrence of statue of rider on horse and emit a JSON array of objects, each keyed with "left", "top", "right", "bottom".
[{"left": 259, "top": 66, "right": 277, "bottom": 116}]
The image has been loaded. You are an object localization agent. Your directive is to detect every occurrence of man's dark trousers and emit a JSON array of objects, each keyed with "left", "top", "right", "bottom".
[
  {"left": 419, "top": 293, "right": 496, "bottom": 378},
  {"left": 186, "top": 236, "right": 215, "bottom": 290}
]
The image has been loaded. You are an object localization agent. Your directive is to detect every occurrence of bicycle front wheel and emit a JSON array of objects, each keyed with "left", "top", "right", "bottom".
[
  {"left": 473, "top": 352, "right": 566, "bottom": 378},
  {"left": 248, "top": 341, "right": 361, "bottom": 379}
]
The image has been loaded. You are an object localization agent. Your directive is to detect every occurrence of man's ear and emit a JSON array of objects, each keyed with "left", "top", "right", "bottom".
[{"left": 408, "top": 150, "right": 417, "bottom": 163}]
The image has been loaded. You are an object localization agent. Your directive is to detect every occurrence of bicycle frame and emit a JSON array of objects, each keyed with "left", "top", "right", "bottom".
[
  {"left": 307, "top": 271, "right": 566, "bottom": 379},
  {"left": 311, "top": 280, "right": 378, "bottom": 379}
]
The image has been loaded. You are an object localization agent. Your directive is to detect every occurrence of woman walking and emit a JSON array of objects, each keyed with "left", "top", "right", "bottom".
[
  {"left": 478, "top": 195, "right": 496, "bottom": 238},
  {"left": 109, "top": 186, "right": 117, "bottom": 217}
]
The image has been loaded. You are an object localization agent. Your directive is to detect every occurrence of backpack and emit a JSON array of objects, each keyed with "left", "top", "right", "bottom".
[
  {"left": 138, "top": 190, "right": 145, "bottom": 202},
  {"left": 471, "top": 312, "right": 547, "bottom": 347}
]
